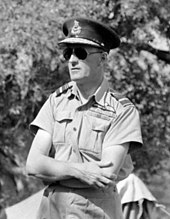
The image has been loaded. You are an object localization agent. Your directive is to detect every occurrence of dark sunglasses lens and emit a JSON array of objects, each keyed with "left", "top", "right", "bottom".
[
  {"left": 75, "top": 48, "right": 87, "bottom": 60},
  {"left": 63, "top": 48, "right": 72, "bottom": 60},
  {"left": 63, "top": 47, "right": 88, "bottom": 60}
]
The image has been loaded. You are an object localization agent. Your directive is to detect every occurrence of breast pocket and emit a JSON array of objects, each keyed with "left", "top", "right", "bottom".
[
  {"left": 80, "top": 114, "right": 111, "bottom": 160},
  {"left": 52, "top": 111, "right": 73, "bottom": 144}
]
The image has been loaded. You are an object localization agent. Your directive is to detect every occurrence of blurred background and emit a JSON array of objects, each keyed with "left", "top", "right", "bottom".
[{"left": 0, "top": 0, "right": 170, "bottom": 218}]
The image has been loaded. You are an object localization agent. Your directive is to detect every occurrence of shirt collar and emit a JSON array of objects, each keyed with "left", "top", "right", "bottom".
[
  {"left": 67, "top": 78, "right": 109, "bottom": 105},
  {"left": 65, "top": 81, "right": 78, "bottom": 99},
  {"left": 94, "top": 77, "right": 109, "bottom": 105}
]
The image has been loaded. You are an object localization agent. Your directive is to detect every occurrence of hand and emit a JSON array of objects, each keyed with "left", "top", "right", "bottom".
[
  {"left": 73, "top": 161, "right": 116, "bottom": 189},
  {"left": 95, "top": 160, "right": 117, "bottom": 181}
]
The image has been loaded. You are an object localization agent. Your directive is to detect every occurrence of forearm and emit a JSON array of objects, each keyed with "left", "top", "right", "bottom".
[
  {"left": 26, "top": 129, "right": 79, "bottom": 183},
  {"left": 26, "top": 155, "right": 117, "bottom": 190},
  {"left": 26, "top": 154, "right": 78, "bottom": 182}
]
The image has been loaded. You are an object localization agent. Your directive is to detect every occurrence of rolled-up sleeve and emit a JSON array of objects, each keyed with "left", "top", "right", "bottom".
[{"left": 30, "top": 94, "right": 55, "bottom": 136}]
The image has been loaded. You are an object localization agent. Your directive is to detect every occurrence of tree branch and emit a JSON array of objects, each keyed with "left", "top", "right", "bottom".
[
  {"left": 136, "top": 43, "right": 170, "bottom": 64},
  {"left": 121, "top": 42, "right": 170, "bottom": 64}
]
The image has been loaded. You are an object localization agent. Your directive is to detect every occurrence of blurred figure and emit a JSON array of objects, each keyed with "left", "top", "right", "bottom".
[
  {"left": 117, "top": 173, "right": 159, "bottom": 219},
  {"left": 0, "top": 206, "right": 7, "bottom": 219}
]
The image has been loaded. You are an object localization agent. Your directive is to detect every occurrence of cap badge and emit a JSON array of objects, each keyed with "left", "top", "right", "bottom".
[{"left": 71, "top": 20, "right": 81, "bottom": 37}]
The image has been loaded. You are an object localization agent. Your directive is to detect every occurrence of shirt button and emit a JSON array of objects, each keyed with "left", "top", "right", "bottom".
[{"left": 73, "top": 127, "right": 77, "bottom": 131}]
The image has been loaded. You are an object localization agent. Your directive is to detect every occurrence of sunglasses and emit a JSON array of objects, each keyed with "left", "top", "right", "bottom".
[{"left": 63, "top": 47, "right": 103, "bottom": 60}]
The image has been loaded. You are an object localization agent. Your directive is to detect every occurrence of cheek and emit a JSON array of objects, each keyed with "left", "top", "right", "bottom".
[
  {"left": 88, "top": 59, "right": 99, "bottom": 72},
  {"left": 81, "top": 64, "right": 90, "bottom": 76}
]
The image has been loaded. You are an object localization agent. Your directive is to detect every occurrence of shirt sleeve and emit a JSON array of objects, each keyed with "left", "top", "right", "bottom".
[
  {"left": 103, "top": 105, "right": 143, "bottom": 152},
  {"left": 30, "top": 94, "right": 55, "bottom": 136}
]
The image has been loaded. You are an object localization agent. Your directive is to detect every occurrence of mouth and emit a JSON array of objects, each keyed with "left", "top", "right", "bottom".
[{"left": 71, "top": 68, "right": 80, "bottom": 70}]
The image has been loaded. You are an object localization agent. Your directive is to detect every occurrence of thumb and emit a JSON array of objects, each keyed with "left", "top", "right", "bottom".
[{"left": 95, "top": 160, "right": 113, "bottom": 168}]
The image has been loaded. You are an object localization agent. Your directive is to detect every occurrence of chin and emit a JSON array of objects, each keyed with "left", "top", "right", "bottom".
[
  {"left": 70, "top": 75, "right": 82, "bottom": 80},
  {"left": 71, "top": 77, "right": 84, "bottom": 84}
]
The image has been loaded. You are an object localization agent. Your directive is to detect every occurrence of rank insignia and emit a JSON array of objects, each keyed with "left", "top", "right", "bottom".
[{"left": 71, "top": 20, "right": 81, "bottom": 37}]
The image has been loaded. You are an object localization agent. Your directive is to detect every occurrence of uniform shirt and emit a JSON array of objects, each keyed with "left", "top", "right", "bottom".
[{"left": 30, "top": 78, "right": 143, "bottom": 181}]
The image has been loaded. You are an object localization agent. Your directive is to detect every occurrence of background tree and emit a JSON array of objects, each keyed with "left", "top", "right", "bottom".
[{"left": 0, "top": 0, "right": 170, "bottom": 213}]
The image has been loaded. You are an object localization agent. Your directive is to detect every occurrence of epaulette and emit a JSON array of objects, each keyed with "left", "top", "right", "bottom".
[
  {"left": 110, "top": 91, "right": 133, "bottom": 107},
  {"left": 55, "top": 82, "right": 72, "bottom": 97}
]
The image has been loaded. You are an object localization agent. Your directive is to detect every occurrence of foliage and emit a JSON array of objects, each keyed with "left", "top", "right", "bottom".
[
  {"left": 0, "top": 0, "right": 170, "bottom": 208},
  {"left": 108, "top": 49, "right": 170, "bottom": 177}
]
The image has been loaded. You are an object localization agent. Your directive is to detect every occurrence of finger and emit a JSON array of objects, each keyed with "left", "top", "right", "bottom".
[
  {"left": 103, "top": 181, "right": 116, "bottom": 190},
  {"left": 95, "top": 161, "right": 113, "bottom": 168},
  {"left": 95, "top": 177, "right": 116, "bottom": 189},
  {"left": 110, "top": 173, "right": 117, "bottom": 180},
  {"left": 106, "top": 173, "right": 117, "bottom": 181},
  {"left": 94, "top": 180, "right": 107, "bottom": 189},
  {"left": 99, "top": 175, "right": 113, "bottom": 185}
]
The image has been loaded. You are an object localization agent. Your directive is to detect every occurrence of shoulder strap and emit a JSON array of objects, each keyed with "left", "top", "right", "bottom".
[
  {"left": 55, "top": 82, "right": 72, "bottom": 97},
  {"left": 110, "top": 91, "right": 133, "bottom": 107}
]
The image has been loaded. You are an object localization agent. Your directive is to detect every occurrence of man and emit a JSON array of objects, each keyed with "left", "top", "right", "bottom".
[{"left": 26, "top": 17, "right": 143, "bottom": 219}]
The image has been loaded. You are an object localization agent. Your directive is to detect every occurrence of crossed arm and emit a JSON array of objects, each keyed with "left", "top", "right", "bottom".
[{"left": 26, "top": 128, "right": 129, "bottom": 189}]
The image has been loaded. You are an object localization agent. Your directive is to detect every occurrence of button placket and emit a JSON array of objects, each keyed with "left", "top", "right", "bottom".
[{"left": 68, "top": 109, "right": 82, "bottom": 147}]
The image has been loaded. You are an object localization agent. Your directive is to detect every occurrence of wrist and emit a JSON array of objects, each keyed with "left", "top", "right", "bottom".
[{"left": 69, "top": 163, "right": 83, "bottom": 179}]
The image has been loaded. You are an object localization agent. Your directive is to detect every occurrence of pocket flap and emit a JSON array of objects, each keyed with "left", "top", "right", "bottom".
[
  {"left": 92, "top": 118, "right": 110, "bottom": 132},
  {"left": 55, "top": 111, "right": 73, "bottom": 122}
]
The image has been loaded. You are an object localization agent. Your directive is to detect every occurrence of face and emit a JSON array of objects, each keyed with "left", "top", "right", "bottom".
[{"left": 63, "top": 45, "right": 105, "bottom": 86}]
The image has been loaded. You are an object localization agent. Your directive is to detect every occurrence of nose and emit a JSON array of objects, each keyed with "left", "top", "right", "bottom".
[{"left": 69, "top": 54, "right": 79, "bottom": 65}]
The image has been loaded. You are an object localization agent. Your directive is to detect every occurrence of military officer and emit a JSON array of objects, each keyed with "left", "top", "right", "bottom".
[{"left": 26, "top": 17, "right": 143, "bottom": 219}]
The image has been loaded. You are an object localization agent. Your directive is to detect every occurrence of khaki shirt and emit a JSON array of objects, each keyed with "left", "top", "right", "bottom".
[{"left": 30, "top": 78, "right": 143, "bottom": 181}]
